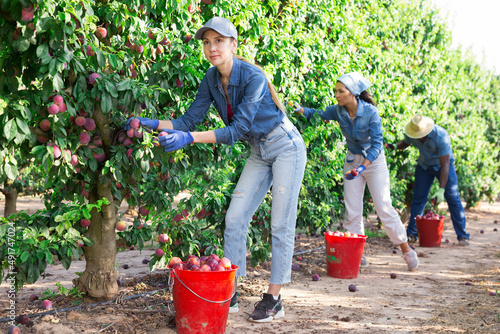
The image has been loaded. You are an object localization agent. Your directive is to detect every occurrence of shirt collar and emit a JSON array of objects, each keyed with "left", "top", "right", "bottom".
[
  {"left": 215, "top": 56, "right": 241, "bottom": 87},
  {"left": 344, "top": 99, "right": 366, "bottom": 117},
  {"left": 426, "top": 125, "right": 437, "bottom": 139}
]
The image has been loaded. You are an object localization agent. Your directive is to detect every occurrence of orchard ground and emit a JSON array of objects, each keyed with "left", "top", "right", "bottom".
[{"left": 1, "top": 195, "right": 499, "bottom": 334}]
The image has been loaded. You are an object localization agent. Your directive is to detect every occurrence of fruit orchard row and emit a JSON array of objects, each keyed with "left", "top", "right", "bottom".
[{"left": 0, "top": 0, "right": 499, "bottom": 299}]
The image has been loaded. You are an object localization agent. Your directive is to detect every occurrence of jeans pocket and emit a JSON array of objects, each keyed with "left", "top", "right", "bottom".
[{"left": 264, "top": 126, "right": 287, "bottom": 143}]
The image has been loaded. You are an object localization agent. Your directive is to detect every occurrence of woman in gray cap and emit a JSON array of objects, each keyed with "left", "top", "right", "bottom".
[
  {"left": 124, "top": 17, "right": 306, "bottom": 323},
  {"left": 294, "top": 72, "right": 419, "bottom": 271}
]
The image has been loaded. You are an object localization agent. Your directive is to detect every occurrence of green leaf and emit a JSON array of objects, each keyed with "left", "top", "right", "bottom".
[
  {"left": 89, "top": 159, "right": 98, "bottom": 171},
  {"left": 36, "top": 44, "right": 49, "bottom": 59},
  {"left": 105, "top": 81, "right": 118, "bottom": 98},
  {"left": 140, "top": 159, "right": 150, "bottom": 172},
  {"left": 17, "top": 39, "right": 30, "bottom": 52},
  {"left": 113, "top": 167, "right": 122, "bottom": 182},
  {"left": 101, "top": 93, "right": 112, "bottom": 113},
  {"left": 116, "top": 80, "right": 130, "bottom": 91},
  {"left": 82, "top": 208, "right": 90, "bottom": 219},
  {"left": 49, "top": 58, "right": 57, "bottom": 76},
  {"left": 4, "top": 163, "right": 18, "bottom": 180},
  {"left": 38, "top": 17, "right": 53, "bottom": 32},
  {"left": 38, "top": 260, "right": 47, "bottom": 274},
  {"left": 108, "top": 54, "right": 118, "bottom": 69},
  {"left": 55, "top": 224, "right": 65, "bottom": 235},
  {"left": 15, "top": 117, "right": 30, "bottom": 135},
  {"left": 96, "top": 49, "right": 106, "bottom": 68},
  {"left": 4, "top": 119, "right": 17, "bottom": 141},
  {"left": 61, "top": 257, "right": 71, "bottom": 270},
  {"left": 66, "top": 228, "right": 80, "bottom": 239},
  {"left": 27, "top": 263, "right": 40, "bottom": 283},
  {"left": 53, "top": 73, "right": 64, "bottom": 92},
  {"left": 20, "top": 251, "right": 29, "bottom": 263}
]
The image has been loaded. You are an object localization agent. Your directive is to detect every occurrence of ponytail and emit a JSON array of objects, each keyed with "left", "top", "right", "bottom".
[
  {"left": 234, "top": 55, "right": 286, "bottom": 113},
  {"left": 359, "top": 91, "right": 377, "bottom": 106}
]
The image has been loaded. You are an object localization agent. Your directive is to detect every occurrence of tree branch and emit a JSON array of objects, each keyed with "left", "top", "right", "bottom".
[{"left": 93, "top": 103, "right": 114, "bottom": 147}]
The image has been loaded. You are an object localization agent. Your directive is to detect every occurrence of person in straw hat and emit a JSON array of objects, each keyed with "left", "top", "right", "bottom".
[
  {"left": 124, "top": 17, "right": 307, "bottom": 323},
  {"left": 293, "top": 72, "right": 419, "bottom": 271},
  {"left": 385, "top": 115, "right": 470, "bottom": 245}
]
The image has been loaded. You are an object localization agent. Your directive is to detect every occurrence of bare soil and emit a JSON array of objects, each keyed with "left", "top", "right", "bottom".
[{"left": 1, "top": 196, "right": 499, "bottom": 334}]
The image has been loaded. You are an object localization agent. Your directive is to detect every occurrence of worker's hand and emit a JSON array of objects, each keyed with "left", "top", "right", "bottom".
[
  {"left": 345, "top": 165, "right": 366, "bottom": 180},
  {"left": 124, "top": 117, "right": 159, "bottom": 131},
  {"left": 287, "top": 101, "right": 302, "bottom": 113},
  {"left": 432, "top": 187, "right": 445, "bottom": 204},
  {"left": 158, "top": 129, "right": 194, "bottom": 152},
  {"left": 384, "top": 143, "right": 396, "bottom": 150}
]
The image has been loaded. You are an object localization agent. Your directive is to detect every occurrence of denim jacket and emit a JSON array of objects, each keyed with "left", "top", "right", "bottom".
[
  {"left": 403, "top": 125, "right": 453, "bottom": 171},
  {"left": 171, "top": 57, "right": 284, "bottom": 146},
  {"left": 302, "top": 100, "right": 383, "bottom": 162}
]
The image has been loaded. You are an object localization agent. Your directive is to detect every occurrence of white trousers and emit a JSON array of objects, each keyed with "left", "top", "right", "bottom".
[{"left": 343, "top": 151, "right": 407, "bottom": 245}]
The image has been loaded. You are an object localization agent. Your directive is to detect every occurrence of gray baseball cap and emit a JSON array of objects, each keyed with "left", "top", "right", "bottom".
[{"left": 194, "top": 17, "right": 238, "bottom": 40}]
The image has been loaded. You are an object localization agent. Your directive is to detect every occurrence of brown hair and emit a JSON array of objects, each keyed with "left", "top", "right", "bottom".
[
  {"left": 359, "top": 91, "right": 376, "bottom": 106},
  {"left": 234, "top": 55, "right": 286, "bottom": 113}
]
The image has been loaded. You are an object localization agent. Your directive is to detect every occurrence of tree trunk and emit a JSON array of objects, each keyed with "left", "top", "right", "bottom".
[
  {"left": 73, "top": 181, "right": 119, "bottom": 300},
  {"left": 3, "top": 179, "right": 18, "bottom": 218}
]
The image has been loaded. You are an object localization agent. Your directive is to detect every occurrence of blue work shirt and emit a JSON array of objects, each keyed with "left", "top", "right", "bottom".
[
  {"left": 403, "top": 125, "right": 453, "bottom": 171},
  {"left": 171, "top": 57, "right": 284, "bottom": 146},
  {"left": 302, "top": 100, "right": 383, "bottom": 163}
]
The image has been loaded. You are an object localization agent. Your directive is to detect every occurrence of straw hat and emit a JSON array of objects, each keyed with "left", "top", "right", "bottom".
[{"left": 405, "top": 115, "right": 434, "bottom": 139}]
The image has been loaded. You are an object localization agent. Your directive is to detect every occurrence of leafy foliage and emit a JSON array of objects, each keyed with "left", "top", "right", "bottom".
[{"left": 0, "top": 0, "right": 499, "bottom": 292}]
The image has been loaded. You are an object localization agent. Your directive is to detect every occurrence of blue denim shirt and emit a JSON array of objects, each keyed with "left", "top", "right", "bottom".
[
  {"left": 403, "top": 125, "right": 453, "bottom": 171},
  {"left": 303, "top": 100, "right": 383, "bottom": 162},
  {"left": 171, "top": 57, "right": 284, "bottom": 146}
]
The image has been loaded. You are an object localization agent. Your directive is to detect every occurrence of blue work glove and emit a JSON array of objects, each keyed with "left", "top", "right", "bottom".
[
  {"left": 158, "top": 129, "right": 194, "bottom": 152},
  {"left": 124, "top": 117, "right": 159, "bottom": 131},
  {"left": 287, "top": 101, "right": 302, "bottom": 113},
  {"left": 432, "top": 187, "right": 445, "bottom": 204},
  {"left": 345, "top": 165, "right": 366, "bottom": 180}
]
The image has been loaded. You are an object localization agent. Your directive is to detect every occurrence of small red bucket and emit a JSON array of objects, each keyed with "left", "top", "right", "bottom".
[
  {"left": 170, "top": 265, "right": 238, "bottom": 334},
  {"left": 416, "top": 217, "right": 444, "bottom": 247},
  {"left": 325, "top": 233, "right": 367, "bottom": 279}
]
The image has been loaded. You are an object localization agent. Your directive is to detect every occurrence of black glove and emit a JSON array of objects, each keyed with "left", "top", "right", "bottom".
[{"left": 384, "top": 143, "right": 396, "bottom": 150}]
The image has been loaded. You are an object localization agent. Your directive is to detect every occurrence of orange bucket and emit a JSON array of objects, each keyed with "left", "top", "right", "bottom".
[
  {"left": 416, "top": 217, "right": 444, "bottom": 247},
  {"left": 324, "top": 233, "right": 367, "bottom": 279},
  {"left": 170, "top": 265, "right": 238, "bottom": 334}
]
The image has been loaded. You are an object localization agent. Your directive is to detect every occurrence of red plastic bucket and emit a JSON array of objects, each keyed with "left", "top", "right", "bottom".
[
  {"left": 170, "top": 265, "right": 238, "bottom": 334},
  {"left": 324, "top": 233, "right": 367, "bottom": 279},
  {"left": 416, "top": 217, "right": 444, "bottom": 247}
]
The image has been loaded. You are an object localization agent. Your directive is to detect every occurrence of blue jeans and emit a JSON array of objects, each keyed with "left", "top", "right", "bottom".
[
  {"left": 407, "top": 160, "right": 469, "bottom": 241},
  {"left": 224, "top": 117, "right": 307, "bottom": 284}
]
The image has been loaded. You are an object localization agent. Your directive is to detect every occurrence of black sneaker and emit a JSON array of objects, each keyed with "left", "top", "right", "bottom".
[
  {"left": 408, "top": 234, "right": 417, "bottom": 243},
  {"left": 248, "top": 293, "right": 284, "bottom": 323},
  {"left": 229, "top": 291, "right": 239, "bottom": 313}
]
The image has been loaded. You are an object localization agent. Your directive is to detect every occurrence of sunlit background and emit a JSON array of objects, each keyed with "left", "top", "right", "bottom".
[{"left": 430, "top": 0, "right": 500, "bottom": 75}]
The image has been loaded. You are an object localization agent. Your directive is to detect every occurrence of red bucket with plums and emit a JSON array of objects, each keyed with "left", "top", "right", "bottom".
[
  {"left": 168, "top": 254, "right": 238, "bottom": 334},
  {"left": 415, "top": 211, "right": 445, "bottom": 247},
  {"left": 324, "top": 231, "right": 367, "bottom": 279}
]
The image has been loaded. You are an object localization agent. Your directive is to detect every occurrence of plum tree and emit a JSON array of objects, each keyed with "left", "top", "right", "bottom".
[
  {"left": 1, "top": 0, "right": 499, "bottom": 303},
  {"left": 0, "top": 0, "right": 216, "bottom": 299}
]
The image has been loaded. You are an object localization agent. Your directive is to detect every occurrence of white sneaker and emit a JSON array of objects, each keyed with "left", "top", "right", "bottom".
[{"left": 403, "top": 250, "right": 419, "bottom": 271}]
